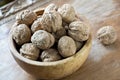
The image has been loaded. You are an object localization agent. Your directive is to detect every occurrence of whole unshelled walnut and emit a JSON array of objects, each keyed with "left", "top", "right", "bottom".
[
  {"left": 20, "top": 43, "right": 40, "bottom": 60},
  {"left": 68, "top": 21, "right": 90, "bottom": 41},
  {"left": 31, "top": 18, "right": 43, "bottom": 33},
  {"left": 12, "top": 24, "right": 31, "bottom": 45},
  {"left": 97, "top": 26, "right": 117, "bottom": 45},
  {"left": 40, "top": 48, "right": 61, "bottom": 62},
  {"left": 58, "top": 4, "right": 76, "bottom": 23},
  {"left": 41, "top": 11, "right": 62, "bottom": 32},
  {"left": 31, "top": 30, "right": 55, "bottom": 50},
  {"left": 16, "top": 10, "right": 37, "bottom": 25},
  {"left": 44, "top": 3, "right": 58, "bottom": 13},
  {"left": 58, "top": 36, "right": 76, "bottom": 57}
]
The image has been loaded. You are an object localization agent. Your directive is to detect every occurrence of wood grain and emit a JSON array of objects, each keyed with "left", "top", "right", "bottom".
[{"left": 0, "top": 0, "right": 120, "bottom": 80}]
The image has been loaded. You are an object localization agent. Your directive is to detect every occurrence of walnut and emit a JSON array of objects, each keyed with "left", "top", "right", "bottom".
[
  {"left": 44, "top": 3, "right": 58, "bottom": 13},
  {"left": 40, "top": 48, "right": 61, "bottom": 62},
  {"left": 31, "top": 18, "right": 43, "bottom": 33},
  {"left": 12, "top": 24, "right": 31, "bottom": 45},
  {"left": 68, "top": 21, "right": 90, "bottom": 41},
  {"left": 97, "top": 26, "right": 117, "bottom": 45},
  {"left": 16, "top": 10, "right": 37, "bottom": 25},
  {"left": 52, "top": 27, "right": 66, "bottom": 41},
  {"left": 31, "top": 30, "right": 55, "bottom": 50},
  {"left": 58, "top": 4, "right": 76, "bottom": 23},
  {"left": 20, "top": 43, "right": 40, "bottom": 60},
  {"left": 58, "top": 36, "right": 76, "bottom": 57},
  {"left": 75, "top": 41, "right": 83, "bottom": 51},
  {"left": 41, "top": 11, "right": 62, "bottom": 32}
]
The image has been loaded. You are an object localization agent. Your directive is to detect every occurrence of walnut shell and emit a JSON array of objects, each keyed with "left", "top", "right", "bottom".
[
  {"left": 44, "top": 3, "right": 58, "bottom": 13},
  {"left": 68, "top": 21, "right": 90, "bottom": 41},
  {"left": 58, "top": 36, "right": 76, "bottom": 57},
  {"left": 97, "top": 26, "right": 117, "bottom": 45},
  {"left": 16, "top": 10, "right": 37, "bottom": 25},
  {"left": 58, "top": 4, "right": 76, "bottom": 23},
  {"left": 31, "top": 18, "right": 43, "bottom": 33},
  {"left": 41, "top": 11, "right": 62, "bottom": 32},
  {"left": 40, "top": 48, "right": 61, "bottom": 62},
  {"left": 31, "top": 30, "right": 55, "bottom": 50},
  {"left": 20, "top": 43, "right": 40, "bottom": 60},
  {"left": 12, "top": 24, "right": 31, "bottom": 45}
]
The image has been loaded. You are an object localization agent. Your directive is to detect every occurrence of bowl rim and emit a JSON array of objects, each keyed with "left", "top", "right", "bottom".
[{"left": 9, "top": 34, "right": 92, "bottom": 66}]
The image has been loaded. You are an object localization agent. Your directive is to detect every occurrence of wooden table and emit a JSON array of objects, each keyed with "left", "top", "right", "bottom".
[{"left": 0, "top": 0, "right": 120, "bottom": 80}]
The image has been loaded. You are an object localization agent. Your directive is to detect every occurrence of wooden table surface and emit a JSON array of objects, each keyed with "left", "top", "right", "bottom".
[{"left": 0, "top": 0, "right": 120, "bottom": 80}]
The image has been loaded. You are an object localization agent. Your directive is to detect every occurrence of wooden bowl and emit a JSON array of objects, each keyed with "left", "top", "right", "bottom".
[{"left": 9, "top": 8, "right": 92, "bottom": 79}]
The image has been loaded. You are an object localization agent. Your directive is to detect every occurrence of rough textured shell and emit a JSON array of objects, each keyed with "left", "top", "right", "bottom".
[
  {"left": 41, "top": 48, "right": 61, "bottom": 62},
  {"left": 20, "top": 43, "right": 40, "bottom": 60},
  {"left": 31, "top": 18, "right": 43, "bottom": 33},
  {"left": 68, "top": 21, "right": 90, "bottom": 41},
  {"left": 12, "top": 24, "right": 31, "bottom": 45},
  {"left": 58, "top": 36, "right": 76, "bottom": 57},
  {"left": 16, "top": 10, "right": 37, "bottom": 25},
  {"left": 31, "top": 30, "right": 55, "bottom": 50},
  {"left": 44, "top": 3, "right": 58, "bottom": 13},
  {"left": 58, "top": 4, "right": 76, "bottom": 23},
  {"left": 97, "top": 26, "right": 117, "bottom": 45},
  {"left": 41, "top": 11, "right": 62, "bottom": 32}
]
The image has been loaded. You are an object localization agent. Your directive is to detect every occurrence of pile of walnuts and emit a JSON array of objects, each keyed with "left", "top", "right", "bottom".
[{"left": 11, "top": 3, "right": 91, "bottom": 62}]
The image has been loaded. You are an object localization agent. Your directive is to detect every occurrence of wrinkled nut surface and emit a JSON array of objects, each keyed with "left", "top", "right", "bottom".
[
  {"left": 97, "top": 26, "right": 117, "bottom": 45},
  {"left": 12, "top": 24, "right": 31, "bottom": 45},
  {"left": 75, "top": 41, "right": 83, "bottom": 51},
  {"left": 31, "top": 30, "right": 55, "bottom": 50},
  {"left": 41, "top": 11, "right": 62, "bottom": 32},
  {"left": 58, "top": 4, "right": 76, "bottom": 23},
  {"left": 40, "top": 48, "right": 61, "bottom": 62},
  {"left": 58, "top": 36, "right": 76, "bottom": 57},
  {"left": 16, "top": 10, "right": 37, "bottom": 25},
  {"left": 68, "top": 21, "right": 90, "bottom": 41},
  {"left": 44, "top": 3, "right": 58, "bottom": 13},
  {"left": 20, "top": 43, "right": 40, "bottom": 60},
  {"left": 31, "top": 18, "right": 43, "bottom": 33}
]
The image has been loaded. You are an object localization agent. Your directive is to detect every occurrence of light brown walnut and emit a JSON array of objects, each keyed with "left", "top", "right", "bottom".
[
  {"left": 97, "top": 26, "right": 117, "bottom": 45},
  {"left": 31, "top": 18, "right": 43, "bottom": 33},
  {"left": 31, "top": 30, "right": 55, "bottom": 50},
  {"left": 20, "top": 43, "right": 40, "bottom": 60},
  {"left": 44, "top": 3, "right": 58, "bottom": 13},
  {"left": 16, "top": 10, "right": 37, "bottom": 25},
  {"left": 12, "top": 24, "right": 31, "bottom": 45},
  {"left": 40, "top": 48, "right": 61, "bottom": 62},
  {"left": 41, "top": 11, "right": 62, "bottom": 33},
  {"left": 58, "top": 4, "right": 76, "bottom": 23},
  {"left": 58, "top": 36, "right": 76, "bottom": 57},
  {"left": 68, "top": 21, "right": 90, "bottom": 41}
]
